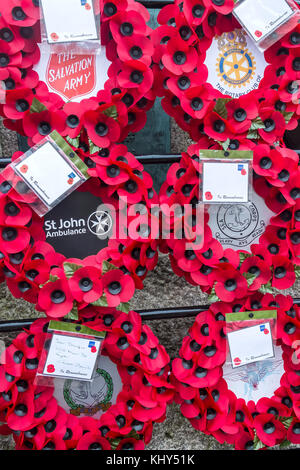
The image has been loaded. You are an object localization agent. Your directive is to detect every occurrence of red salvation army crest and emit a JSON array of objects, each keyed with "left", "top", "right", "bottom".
[{"left": 46, "top": 52, "right": 96, "bottom": 101}]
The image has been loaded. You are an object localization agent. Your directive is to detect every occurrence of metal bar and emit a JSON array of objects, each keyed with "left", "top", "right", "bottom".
[
  {"left": 0, "top": 155, "right": 181, "bottom": 168},
  {"left": 1, "top": 299, "right": 300, "bottom": 332},
  {"left": 136, "top": 154, "right": 181, "bottom": 164}
]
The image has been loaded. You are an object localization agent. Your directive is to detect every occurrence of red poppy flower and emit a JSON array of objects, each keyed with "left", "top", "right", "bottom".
[
  {"left": 213, "top": 263, "right": 248, "bottom": 302},
  {"left": 68, "top": 266, "right": 103, "bottom": 304},
  {"left": 37, "top": 278, "right": 74, "bottom": 318},
  {"left": 83, "top": 109, "right": 120, "bottom": 148},
  {"left": 254, "top": 413, "right": 286, "bottom": 447},
  {"left": 77, "top": 431, "right": 111, "bottom": 450},
  {"left": 102, "top": 269, "right": 135, "bottom": 307},
  {"left": 271, "top": 255, "right": 296, "bottom": 290},
  {"left": 258, "top": 108, "right": 286, "bottom": 144},
  {"left": 162, "top": 37, "right": 198, "bottom": 76},
  {"left": 23, "top": 109, "right": 67, "bottom": 145},
  {"left": 240, "top": 255, "right": 271, "bottom": 291}
]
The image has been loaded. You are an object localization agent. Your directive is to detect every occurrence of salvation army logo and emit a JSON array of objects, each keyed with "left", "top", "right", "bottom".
[
  {"left": 216, "top": 29, "right": 256, "bottom": 89},
  {"left": 87, "top": 209, "right": 113, "bottom": 237},
  {"left": 46, "top": 51, "right": 96, "bottom": 101},
  {"left": 205, "top": 28, "right": 267, "bottom": 98}
]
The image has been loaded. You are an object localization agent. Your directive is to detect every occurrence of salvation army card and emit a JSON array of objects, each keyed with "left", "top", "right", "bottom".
[
  {"left": 227, "top": 321, "right": 274, "bottom": 368},
  {"left": 43, "top": 333, "right": 102, "bottom": 381},
  {"left": 14, "top": 141, "right": 82, "bottom": 207},
  {"left": 41, "top": 0, "right": 98, "bottom": 44},
  {"left": 202, "top": 161, "right": 250, "bottom": 203}
]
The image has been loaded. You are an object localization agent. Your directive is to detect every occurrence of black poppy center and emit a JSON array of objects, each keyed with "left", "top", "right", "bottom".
[
  {"left": 0, "top": 54, "right": 9, "bottom": 67},
  {"left": 50, "top": 289, "right": 66, "bottom": 304},
  {"left": 263, "top": 421, "right": 275, "bottom": 434},
  {"left": 95, "top": 122, "right": 108, "bottom": 136},
  {"left": 259, "top": 157, "right": 272, "bottom": 169},
  {"left": 79, "top": 277, "right": 93, "bottom": 292},
  {"left": 125, "top": 179, "right": 138, "bottom": 193},
  {"left": 38, "top": 121, "right": 51, "bottom": 136},
  {"left": 120, "top": 22, "right": 133, "bottom": 36},
  {"left": 274, "top": 266, "right": 286, "bottom": 279},
  {"left": 130, "top": 70, "right": 143, "bottom": 84},
  {"left": 173, "top": 51, "right": 186, "bottom": 65},
  {"left": 179, "top": 26, "right": 192, "bottom": 41},
  {"left": 191, "top": 97, "right": 203, "bottom": 111},
  {"left": 178, "top": 76, "right": 190, "bottom": 90},
  {"left": 104, "top": 2, "right": 117, "bottom": 16},
  {"left": 2, "top": 227, "right": 17, "bottom": 242},
  {"left": 12, "top": 7, "right": 27, "bottom": 20},
  {"left": 66, "top": 114, "right": 79, "bottom": 128},
  {"left": 108, "top": 281, "right": 122, "bottom": 295},
  {"left": 130, "top": 46, "right": 142, "bottom": 59},
  {"left": 192, "top": 4, "right": 205, "bottom": 17},
  {"left": 224, "top": 279, "right": 237, "bottom": 291},
  {"left": 0, "top": 28, "right": 14, "bottom": 42},
  {"left": 234, "top": 108, "right": 247, "bottom": 122},
  {"left": 263, "top": 119, "right": 275, "bottom": 132},
  {"left": 213, "top": 119, "right": 225, "bottom": 133}
]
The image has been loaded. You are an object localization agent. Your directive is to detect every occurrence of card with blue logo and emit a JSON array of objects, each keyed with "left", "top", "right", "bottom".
[
  {"left": 202, "top": 160, "right": 250, "bottom": 203},
  {"left": 228, "top": 321, "right": 274, "bottom": 368},
  {"left": 41, "top": 0, "right": 98, "bottom": 44}
]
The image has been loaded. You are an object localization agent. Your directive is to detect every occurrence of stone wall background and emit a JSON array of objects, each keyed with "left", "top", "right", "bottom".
[{"left": 0, "top": 119, "right": 299, "bottom": 450}]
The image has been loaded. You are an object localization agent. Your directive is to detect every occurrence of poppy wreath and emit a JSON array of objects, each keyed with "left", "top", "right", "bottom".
[
  {"left": 159, "top": 140, "right": 300, "bottom": 302},
  {"left": 171, "top": 293, "right": 300, "bottom": 450},
  {"left": 0, "top": 143, "right": 160, "bottom": 306},
  {"left": 0, "top": 0, "right": 155, "bottom": 149},
  {"left": 151, "top": 0, "right": 300, "bottom": 148},
  {"left": 0, "top": 307, "right": 173, "bottom": 450}
]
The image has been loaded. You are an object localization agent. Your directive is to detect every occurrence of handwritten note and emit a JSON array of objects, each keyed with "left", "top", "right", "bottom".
[{"left": 43, "top": 333, "right": 101, "bottom": 380}]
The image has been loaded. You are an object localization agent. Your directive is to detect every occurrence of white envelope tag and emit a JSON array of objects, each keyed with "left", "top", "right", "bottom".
[
  {"left": 234, "top": 0, "right": 294, "bottom": 42},
  {"left": 14, "top": 141, "right": 82, "bottom": 207},
  {"left": 228, "top": 322, "right": 274, "bottom": 368},
  {"left": 43, "top": 333, "right": 101, "bottom": 380},
  {"left": 202, "top": 161, "right": 249, "bottom": 203},
  {"left": 41, "top": 0, "right": 98, "bottom": 44}
]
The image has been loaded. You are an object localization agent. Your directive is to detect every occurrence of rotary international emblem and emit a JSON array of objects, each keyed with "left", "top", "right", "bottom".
[{"left": 216, "top": 29, "right": 256, "bottom": 89}]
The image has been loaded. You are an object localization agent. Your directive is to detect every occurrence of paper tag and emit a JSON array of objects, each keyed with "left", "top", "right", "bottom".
[
  {"left": 228, "top": 322, "right": 274, "bottom": 368},
  {"left": 202, "top": 161, "right": 249, "bottom": 203},
  {"left": 14, "top": 142, "right": 82, "bottom": 207},
  {"left": 234, "top": 0, "right": 294, "bottom": 42},
  {"left": 43, "top": 333, "right": 101, "bottom": 380},
  {"left": 41, "top": 0, "right": 98, "bottom": 44}
]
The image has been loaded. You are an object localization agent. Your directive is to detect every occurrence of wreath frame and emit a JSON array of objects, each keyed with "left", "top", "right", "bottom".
[
  {"left": 0, "top": 0, "right": 156, "bottom": 151},
  {"left": 0, "top": 309, "right": 173, "bottom": 450},
  {"left": 152, "top": 0, "right": 300, "bottom": 150},
  {"left": 171, "top": 293, "right": 300, "bottom": 450}
]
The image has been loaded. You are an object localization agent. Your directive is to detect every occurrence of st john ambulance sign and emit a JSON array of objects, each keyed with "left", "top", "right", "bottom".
[{"left": 44, "top": 191, "right": 114, "bottom": 258}]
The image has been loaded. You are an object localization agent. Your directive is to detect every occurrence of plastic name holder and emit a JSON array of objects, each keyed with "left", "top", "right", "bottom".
[
  {"left": 200, "top": 150, "right": 253, "bottom": 204},
  {"left": 226, "top": 310, "right": 277, "bottom": 366},
  {"left": 35, "top": 321, "right": 106, "bottom": 386},
  {"left": 40, "top": 0, "right": 100, "bottom": 52},
  {"left": 233, "top": 0, "right": 300, "bottom": 52},
  {"left": 223, "top": 310, "right": 282, "bottom": 402},
  {"left": 5, "top": 130, "right": 89, "bottom": 217}
]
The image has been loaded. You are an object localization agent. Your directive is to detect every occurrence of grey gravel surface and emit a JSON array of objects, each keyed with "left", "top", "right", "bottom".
[{"left": 0, "top": 118, "right": 299, "bottom": 451}]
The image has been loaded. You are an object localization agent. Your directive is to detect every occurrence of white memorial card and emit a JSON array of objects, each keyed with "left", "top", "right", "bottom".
[
  {"left": 41, "top": 0, "right": 98, "bottom": 44},
  {"left": 202, "top": 161, "right": 249, "bottom": 203},
  {"left": 43, "top": 333, "right": 102, "bottom": 380},
  {"left": 228, "top": 322, "right": 274, "bottom": 368},
  {"left": 14, "top": 142, "right": 82, "bottom": 207},
  {"left": 234, "top": 0, "right": 294, "bottom": 42}
]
